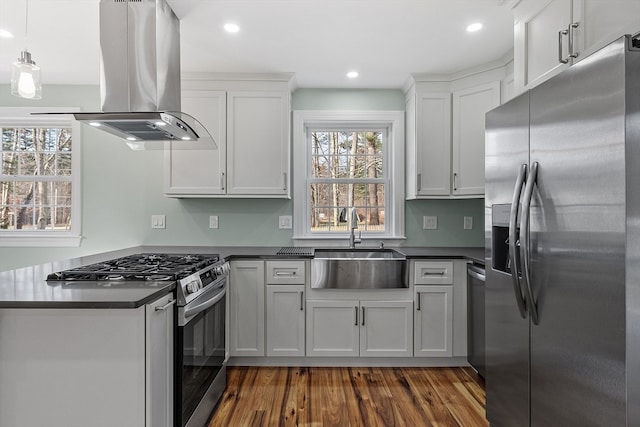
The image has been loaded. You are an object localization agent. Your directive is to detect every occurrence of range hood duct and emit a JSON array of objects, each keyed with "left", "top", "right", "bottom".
[{"left": 63, "top": 0, "right": 216, "bottom": 148}]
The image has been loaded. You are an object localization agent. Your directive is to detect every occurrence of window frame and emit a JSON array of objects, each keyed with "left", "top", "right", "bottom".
[
  {"left": 0, "top": 107, "right": 82, "bottom": 247},
  {"left": 293, "top": 110, "right": 405, "bottom": 244}
]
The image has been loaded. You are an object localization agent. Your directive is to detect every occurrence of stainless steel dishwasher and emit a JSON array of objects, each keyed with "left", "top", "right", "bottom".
[{"left": 467, "top": 263, "right": 486, "bottom": 378}]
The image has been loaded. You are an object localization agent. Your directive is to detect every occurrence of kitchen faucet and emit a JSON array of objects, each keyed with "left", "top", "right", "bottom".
[{"left": 348, "top": 207, "right": 362, "bottom": 249}]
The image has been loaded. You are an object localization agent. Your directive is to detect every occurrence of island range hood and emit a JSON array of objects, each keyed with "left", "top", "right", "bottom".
[{"left": 56, "top": 0, "right": 217, "bottom": 149}]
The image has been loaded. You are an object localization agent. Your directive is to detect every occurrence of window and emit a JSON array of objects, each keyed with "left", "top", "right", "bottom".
[
  {"left": 293, "top": 111, "right": 405, "bottom": 243},
  {"left": 0, "top": 108, "right": 81, "bottom": 247}
]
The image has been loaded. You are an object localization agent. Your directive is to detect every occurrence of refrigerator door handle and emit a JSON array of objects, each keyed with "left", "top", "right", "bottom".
[
  {"left": 509, "top": 163, "right": 528, "bottom": 319},
  {"left": 520, "top": 161, "right": 540, "bottom": 325}
]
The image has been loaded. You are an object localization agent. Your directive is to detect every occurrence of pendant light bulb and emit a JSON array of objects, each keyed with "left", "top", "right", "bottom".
[
  {"left": 11, "top": 0, "right": 42, "bottom": 100},
  {"left": 12, "top": 51, "right": 41, "bottom": 99}
]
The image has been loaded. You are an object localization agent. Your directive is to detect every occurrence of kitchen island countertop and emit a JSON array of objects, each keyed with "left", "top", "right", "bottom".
[{"left": 0, "top": 245, "right": 484, "bottom": 309}]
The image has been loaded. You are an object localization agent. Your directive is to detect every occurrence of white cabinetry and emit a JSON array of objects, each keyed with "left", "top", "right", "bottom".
[
  {"left": 405, "top": 75, "right": 501, "bottom": 199},
  {"left": 266, "top": 260, "right": 306, "bottom": 356},
  {"left": 415, "top": 285, "right": 453, "bottom": 357},
  {"left": 514, "top": 0, "right": 640, "bottom": 92},
  {"left": 412, "top": 260, "right": 468, "bottom": 358},
  {"left": 451, "top": 82, "right": 501, "bottom": 196},
  {"left": 165, "top": 76, "right": 292, "bottom": 198},
  {"left": 405, "top": 90, "right": 452, "bottom": 197},
  {"left": 229, "top": 260, "right": 265, "bottom": 356},
  {"left": 0, "top": 294, "right": 174, "bottom": 427},
  {"left": 306, "top": 300, "right": 413, "bottom": 357}
]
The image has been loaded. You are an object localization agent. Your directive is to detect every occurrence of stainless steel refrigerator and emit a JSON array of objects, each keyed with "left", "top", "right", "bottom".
[{"left": 485, "top": 34, "right": 640, "bottom": 427}]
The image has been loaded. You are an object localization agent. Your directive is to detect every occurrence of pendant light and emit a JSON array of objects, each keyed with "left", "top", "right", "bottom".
[{"left": 11, "top": 0, "right": 41, "bottom": 100}]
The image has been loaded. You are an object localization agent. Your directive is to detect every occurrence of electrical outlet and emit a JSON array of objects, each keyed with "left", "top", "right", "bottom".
[
  {"left": 151, "top": 215, "right": 166, "bottom": 229},
  {"left": 423, "top": 215, "right": 437, "bottom": 230},
  {"left": 209, "top": 215, "right": 219, "bottom": 229},
  {"left": 279, "top": 215, "right": 292, "bottom": 229},
  {"left": 464, "top": 216, "right": 473, "bottom": 230}
]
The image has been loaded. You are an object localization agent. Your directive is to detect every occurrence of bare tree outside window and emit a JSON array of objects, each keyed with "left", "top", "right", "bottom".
[
  {"left": 310, "top": 130, "right": 385, "bottom": 233},
  {"left": 1, "top": 126, "right": 73, "bottom": 231}
]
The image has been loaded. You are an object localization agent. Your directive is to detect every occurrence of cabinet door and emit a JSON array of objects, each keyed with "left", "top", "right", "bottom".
[
  {"left": 229, "top": 260, "right": 265, "bottom": 356},
  {"left": 266, "top": 285, "right": 305, "bottom": 356},
  {"left": 414, "top": 92, "right": 452, "bottom": 197},
  {"left": 164, "top": 90, "right": 227, "bottom": 196},
  {"left": 226, "top": 91, "right": 290, "bottom": 197},
  {"left": 414, "top": 286, "right": 453, "bottom": 357},
  {"left": 306, "top": 300, "right": 359, "bottom": 357},
  {"left": 452, "top": 81, "right": 501, "bottom": 196},
  {"left": 572, "top": 0, "right": 640, "bottom": 62},
  {"left": 514, "top": 0, "right": 572, "bottom": 91},
  {"left": 146, "top": 294, "right": 174, "bottom": 427},
  {"left": 359, "top": 301, "right": 413, "bottom": 357}
]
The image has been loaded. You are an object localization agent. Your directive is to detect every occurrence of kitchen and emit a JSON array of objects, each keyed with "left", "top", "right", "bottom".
[{"left": 1, "top": 0, "right": 639, "bottom": 426}]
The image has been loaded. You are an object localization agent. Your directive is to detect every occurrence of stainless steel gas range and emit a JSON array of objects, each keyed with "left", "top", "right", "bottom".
[{"left": 47, "top": 252, "right": 230, "bottom": 427}]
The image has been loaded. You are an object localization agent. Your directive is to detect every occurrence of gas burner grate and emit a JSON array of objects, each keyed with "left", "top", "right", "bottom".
[{"left": 47, "top": 253, "right": 219, "bottom": 281}]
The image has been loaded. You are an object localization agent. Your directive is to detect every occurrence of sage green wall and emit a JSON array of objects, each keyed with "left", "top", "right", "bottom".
[
  {"left": 0, "top": 85, "right": 484, "bottom": 271},
  {"left": 0, "top": 85, "right": 147, "bottom": 270}
]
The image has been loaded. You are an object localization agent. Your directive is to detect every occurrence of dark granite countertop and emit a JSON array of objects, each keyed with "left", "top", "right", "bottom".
[{"left": 0, "top": 245, "right": 484, "bottom": 309}]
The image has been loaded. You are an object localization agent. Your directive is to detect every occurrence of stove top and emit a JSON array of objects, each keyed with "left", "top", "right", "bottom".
[{"left": 46, "top": 253, "right": 220, "bottom": 282}]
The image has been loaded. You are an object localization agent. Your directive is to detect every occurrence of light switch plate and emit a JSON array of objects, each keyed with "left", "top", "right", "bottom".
[
  {"left": 464, "top": 216, "right": 473, "bottom": 230},
  {"left": 209, "top": 215, "right": 219, "bottom": 229},
  {"left": 151, "top": 215, "right": 166, "bottom": 229},
  {"left": 279, "top": 215, "right": 292, "bottom": 229},
  {"left": 423, "top": 215, "right": 437, "bottom": 230}
]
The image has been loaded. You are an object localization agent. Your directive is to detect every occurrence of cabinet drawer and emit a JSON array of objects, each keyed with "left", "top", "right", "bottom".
[
  {"left": 266, "top": 261, "right": 306, "bottom": 284},
  {"left": 413, "top": 261, "right": 454, "bottom": 285}
]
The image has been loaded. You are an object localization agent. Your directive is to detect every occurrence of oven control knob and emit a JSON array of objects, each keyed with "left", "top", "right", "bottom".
[{"left": 186, "top": 281, "right": 200, "bottom": 294}]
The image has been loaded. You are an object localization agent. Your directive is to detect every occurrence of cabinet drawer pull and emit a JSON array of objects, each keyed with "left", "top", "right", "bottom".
[
  {"left": 155, "top": 299, "right": 176, "bottom": 312},
  {"left": 283, "top": 172, "right": 288, "bottom": 191},
  {"left": 423, "top": 271, "right": 446, "bottom": 276},
  {"left": 417, "top": 173, "right": 422, "bottom": 192},
  {"left": 453, "top": 172, "right": 458, "bottom": 191},
  {"left": 220, "top": 172, "right": 225, "bottom": 191},
  {"left": 275, "top": 271, "right": 296, "bottom": 276},
  {"left": 416, "top": 294, "right": 421, "bottom": 311},
  {"left": 354, "top": 306, "right": 358, "bottom": 326},
  {"left": 361, "top": 306, "right": 365, "bottom": 326},
  {"left": 300, "top": 291, "right": 304, "bottom": 311}
]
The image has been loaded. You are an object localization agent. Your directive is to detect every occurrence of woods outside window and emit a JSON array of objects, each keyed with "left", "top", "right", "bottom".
[{"left": 0, "top": 108, "right": 81, "bottom": 247}]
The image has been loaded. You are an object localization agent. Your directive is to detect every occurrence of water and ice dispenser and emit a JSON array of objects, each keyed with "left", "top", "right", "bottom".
[{"left": 492, "top": 204, "right": 519, "bottom": 275}]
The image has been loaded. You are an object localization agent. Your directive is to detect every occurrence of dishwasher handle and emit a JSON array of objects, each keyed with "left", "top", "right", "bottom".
[{"left": 467, "top": 265, "right": 485, "bottom": 282}]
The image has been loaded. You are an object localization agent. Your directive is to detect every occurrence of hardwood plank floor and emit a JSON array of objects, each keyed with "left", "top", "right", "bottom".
[{"left": 207, "top": 367, "right": 488, "bottom": 427}]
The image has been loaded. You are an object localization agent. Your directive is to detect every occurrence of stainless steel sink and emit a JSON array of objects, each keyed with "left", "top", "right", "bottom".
[{"left": 311, "top": 249, "right": 408, "bottom": 289}]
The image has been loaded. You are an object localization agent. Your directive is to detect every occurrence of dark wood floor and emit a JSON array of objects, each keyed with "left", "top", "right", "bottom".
[{"left": 208, "top": 366, "right": 488, "bottom": 427}]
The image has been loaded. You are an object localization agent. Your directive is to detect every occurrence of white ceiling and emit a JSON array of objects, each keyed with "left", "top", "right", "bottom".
[{"left": 0, "top": 0, "right": 516, "bottom": 90}]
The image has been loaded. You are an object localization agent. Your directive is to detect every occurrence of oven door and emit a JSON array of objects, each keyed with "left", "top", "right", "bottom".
[{"left": 176, "top": 279, "right": 226, "bottom": 427}]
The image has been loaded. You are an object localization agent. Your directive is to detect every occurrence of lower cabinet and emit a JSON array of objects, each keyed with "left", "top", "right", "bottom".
[
  {"left": 414, "top": 286, "right": 453, "bottom": 357},
  {"left": 306, "top": 300, "right": 413, "bottom": 357},
  {"left": 229, "top": 260, "right": 265, "bottom": 356},
  {"left": 266, "top": 285, "right": 305, "bottom": 356},
  {"left": 0, "top": 294, "right": 174, "bottom": 427}
]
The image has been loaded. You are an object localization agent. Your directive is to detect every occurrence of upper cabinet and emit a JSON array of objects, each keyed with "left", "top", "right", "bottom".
[
  {"left": 514, "top": 0, "right": 640, "bottom": 93},
  {"left": 405, "top": 67, "right": 503, "bottom": 199},
  {"left": 164, "top": 75, "right": 293, "bottom": 198}
]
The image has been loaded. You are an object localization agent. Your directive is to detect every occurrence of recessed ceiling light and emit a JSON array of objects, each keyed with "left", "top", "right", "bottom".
[
  {"left": 181, "top": 136, "right": 192, "bottom": 141},
  {"left": 224, "top": 23, "right": 240, "bottom": 33},
  {"left": 0, "top": 29, "right": 14, "bottom": 38},
  {"left": 466, "top": 23, "right": 483, "bottom": 33},
  {"left": 126, "top": 137, "right": 137, "bottom": 141},
  {"left": 347, "top": 71, "right": 359, "bottom": 79}
]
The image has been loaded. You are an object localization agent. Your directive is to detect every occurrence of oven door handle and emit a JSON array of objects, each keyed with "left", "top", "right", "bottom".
[{"left": 183, "top": 284, "right": 226, "bottom": 323}]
